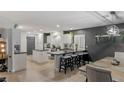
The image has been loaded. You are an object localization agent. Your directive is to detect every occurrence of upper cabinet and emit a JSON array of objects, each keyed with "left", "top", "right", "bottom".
[
  {"left": 35, "top": 33, "right": 43, "bottom": 50},
  {"left": 74, "top": 34, "right": 85, "bottom": 51},
  {"left": 12, "top": 30, "right": 27, "bottom": 53},
  {"left": 63, "top": 34, "right": 72, "bottom": 44}
]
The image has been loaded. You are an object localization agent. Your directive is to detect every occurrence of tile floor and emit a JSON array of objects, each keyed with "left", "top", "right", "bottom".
[{"left": 0, "top": 56, "right": 86, "bottom": 82}]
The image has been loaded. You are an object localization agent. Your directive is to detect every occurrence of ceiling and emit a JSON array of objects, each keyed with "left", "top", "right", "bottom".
[{"left": 0, "top": 11, "right": 124, "bottom": 32}]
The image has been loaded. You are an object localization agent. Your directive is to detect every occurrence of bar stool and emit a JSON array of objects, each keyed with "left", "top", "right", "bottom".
[
  {"left": 59, "top": 55, "right": 73, "bottom": 74},
  {"left": 71, "top": 54, "right": 81, "bottom": 68},
  {"left": 75, "top": 55, "right": 81, "bottom": 68},
  {"left": 78, "top": 53, "right": 85, "bottom": 65},
  {"left": 67, "top": 56, "right": 74, "bottom": 71},
  {"left": 83, "top": 53, "right": 90, "bottom": 64},
  {"left": 71, "top": 54, "right": 77, "bottom": 67},
  {"left": 0, "top": 59, "right": 7, "bottom": 72}
]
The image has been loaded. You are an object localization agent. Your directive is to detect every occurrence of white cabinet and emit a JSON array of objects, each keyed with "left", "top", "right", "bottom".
[
  {"left": 35, "top": 34, "right": 43, "bottom": 50},
  {"left": 74, "top": 34, "right": 85, "bottom": 50},
  {"left": 47, "top": 36, "right": 51, "bottom": 44},
  {"left": 13, "top": 30, "right": 21, "bottom": 45},
  {"left": 13, "top": 53, "right": 27, "bottom": 72},
  {"left": 63, "top": 34, "right": 72, "bottom": 44},
  {"left": 13, "top": 30, "right": 27, "bottom": 52},
  {"left": 12, "top": 29, "right": 27, "bottom": 72},
  {"left": 20, "top": 32, "right": 27, "bottom": 52},
  {"left": 32, "top": 50, "right": 49, "bottom": 63}
]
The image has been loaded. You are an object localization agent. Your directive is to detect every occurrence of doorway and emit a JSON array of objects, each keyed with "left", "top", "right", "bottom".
[{"left": 27, "top": 37, "right": 35, "bottom": 55}]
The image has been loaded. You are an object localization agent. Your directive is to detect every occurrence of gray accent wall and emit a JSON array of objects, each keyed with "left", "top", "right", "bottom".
[{"left": 70, "top": 23, "right": 124, "bottom": 61}]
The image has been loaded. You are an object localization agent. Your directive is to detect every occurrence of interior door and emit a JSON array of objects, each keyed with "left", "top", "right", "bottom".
[{"left": 27, "top": 37, "right": 35, "bottom": 55}]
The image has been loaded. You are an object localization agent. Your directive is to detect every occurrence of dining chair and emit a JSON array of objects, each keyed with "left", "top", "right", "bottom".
[{"left": 86, "top": 64, "right": 113, "bottom": 82}]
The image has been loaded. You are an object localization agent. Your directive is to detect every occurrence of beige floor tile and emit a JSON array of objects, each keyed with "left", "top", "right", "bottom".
[{"left": 0, "top": 56, "right": 86, "bottom": 82}]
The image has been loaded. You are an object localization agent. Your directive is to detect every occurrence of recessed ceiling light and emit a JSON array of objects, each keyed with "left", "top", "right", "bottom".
[
  {"left": 70, "top": 28, "right": 73, "bottom": 30},
  {"left": 56, "top": 24, "right": 60, "bottom": 28}
]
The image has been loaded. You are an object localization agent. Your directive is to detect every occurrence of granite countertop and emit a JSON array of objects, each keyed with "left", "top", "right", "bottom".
[
  {"left": 14, "top": 52, "right": 27, "bottom": 54},
  {"left": 33, "top": 49, "right": 48, "bottom": 51},
  {"left": 48, "top": 50, "right": 87, "bottom": 55},
  {"left": 47, "top": 51, "right": 65, "bottom": 55}
]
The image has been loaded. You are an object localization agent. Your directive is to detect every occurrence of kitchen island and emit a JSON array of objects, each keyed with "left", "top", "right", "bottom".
[
  {"left": 32, "top": 50, "right": 49, "bottom": 63},
  {"left": 48, "top": 50, "right": 87, "bottom": 71}
]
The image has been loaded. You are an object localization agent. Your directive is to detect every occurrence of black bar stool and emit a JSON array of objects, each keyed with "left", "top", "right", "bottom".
[
  {"left": 0, "top": 59, "right": 7, "bottom": 72},
  {"left": 83, "top": 53, "right": 90, "bottom": 64},
  {"left": 78, "top": 53, "right": 85, "bottom": 65},
  {"left": 71, "top": 54, "right": 77, "bottom": 67},
  {"left": 59, "top": 55, "right": 73, "bottom": 74},
  {"left": 75, "top": 55, "right": 81, "bottom": 68},
  {"left": 71, "top": 54, "right": 81, "bottom": 68}
]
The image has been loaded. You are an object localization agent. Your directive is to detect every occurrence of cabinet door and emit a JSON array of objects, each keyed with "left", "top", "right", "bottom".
[
  {"left": 74, "top": 34, "right": 85, "bottom": 50},
  {"left": 13, "top": 30, "right": 21, "bottom": 45},
  {"left": 20, "top": 32, "right": 27, "bottom": 52},
  {"left": 63, "top": 34, "right": 72, "bottom": 44},
  {"left": 35, "top": 34, "right": 43, "bottom": 50}
]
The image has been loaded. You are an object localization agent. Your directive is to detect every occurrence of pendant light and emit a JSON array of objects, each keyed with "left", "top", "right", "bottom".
[{"left": 106, "top": 11, "right": 120, "bottom": 36}]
